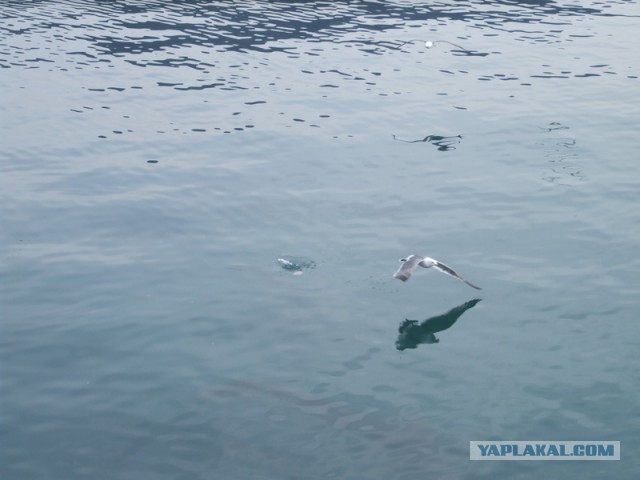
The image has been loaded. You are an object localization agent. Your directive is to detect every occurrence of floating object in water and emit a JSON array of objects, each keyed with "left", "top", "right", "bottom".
[
  {"left": 277, "top": 258, "right": 296, "bottom": 269},
  {"left": 277, "top": 256, "right": 316, "bottom": 275},
  {"left": 393, "top": 255, "right": 481, "bottom": 290}
]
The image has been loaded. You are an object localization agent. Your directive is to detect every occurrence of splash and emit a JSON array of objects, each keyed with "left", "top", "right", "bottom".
[{"left": 277, "top": 256, "right": 317, "bottom": 275}]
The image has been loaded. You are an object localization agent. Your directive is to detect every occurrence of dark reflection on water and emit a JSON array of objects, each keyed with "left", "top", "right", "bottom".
[
  {"left": 392, "top": 134, "right": 463, "bottom": 151},
  {"left": 396, "top": 299, "right": 481, "bottom": 350}
]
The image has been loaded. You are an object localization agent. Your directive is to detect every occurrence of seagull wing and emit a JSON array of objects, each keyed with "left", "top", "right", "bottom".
[
  {"left": 393, "top": 255, "right": 423, "bottom": 282},
  {"left": 429, "top": 258, "right": 482, "bottom": 290}
]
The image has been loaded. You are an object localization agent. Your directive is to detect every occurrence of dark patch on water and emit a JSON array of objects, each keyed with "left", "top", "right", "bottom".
[
  {"left": 396, "top": 299, "right": 481, "bottom": 350},
  {"left": 392, "top": 134, "right": 463, "bottom": 151}
]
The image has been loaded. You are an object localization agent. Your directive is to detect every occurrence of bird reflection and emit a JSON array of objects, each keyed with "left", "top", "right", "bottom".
[
  {"left": 396, "top": 299, "right": 481, "bottom": 350},
  {"left": 392, "top": 134, "right": 462, "bottom": 151}
]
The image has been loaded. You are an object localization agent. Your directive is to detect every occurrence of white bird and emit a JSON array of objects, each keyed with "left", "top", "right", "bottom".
[
  {"left": 393, "top": 255, "right": 481, "bottom": 290},
  {"left": 396, "top": 39, "right": 469, "bottom": 52}
]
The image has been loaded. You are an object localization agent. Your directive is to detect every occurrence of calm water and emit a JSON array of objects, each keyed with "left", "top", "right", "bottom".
[{"left": 2, "top": 1, "right": 640, "bottom": 478}]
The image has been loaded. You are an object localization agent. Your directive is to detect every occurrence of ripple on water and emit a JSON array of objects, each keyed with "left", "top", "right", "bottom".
[{"left": 1, "top": 0, "right": 637, "bottom": 140}]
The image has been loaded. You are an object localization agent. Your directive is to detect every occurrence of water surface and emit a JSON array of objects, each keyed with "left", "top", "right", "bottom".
[{"left": 2, "top": 1, "right": 640, "bottom": 478}]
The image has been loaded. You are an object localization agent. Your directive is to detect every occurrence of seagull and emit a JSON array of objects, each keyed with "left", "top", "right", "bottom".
[
  {"left": 395, "top": 39, "right": 470, "bottom": 52},
  {"left": 393, "top": 255, "right": 481, "bottom": 290}
]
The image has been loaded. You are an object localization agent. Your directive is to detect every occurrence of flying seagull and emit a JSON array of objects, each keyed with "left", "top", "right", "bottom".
[
  {"left": 395, "top": 39, "right": 470, "bottom": 52},
  {"left": 393, "top": 255, "right": 481, "bottom": 290},
  {"left": 393, "top": 39, "right": 487, "bottom": 57}
]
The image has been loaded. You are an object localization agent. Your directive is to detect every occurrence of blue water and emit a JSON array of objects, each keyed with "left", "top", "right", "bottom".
[{"left": 2, "top": 1, "right": 640, "bottom": 478}]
